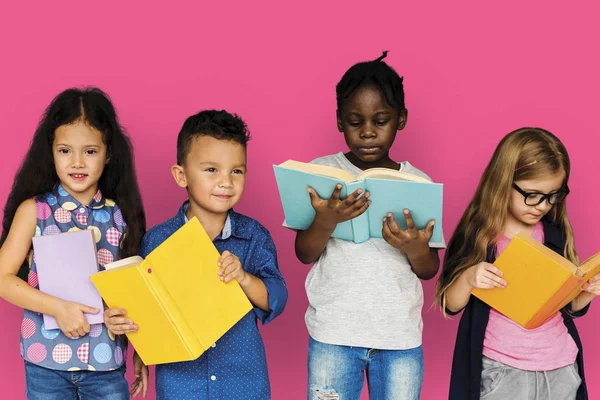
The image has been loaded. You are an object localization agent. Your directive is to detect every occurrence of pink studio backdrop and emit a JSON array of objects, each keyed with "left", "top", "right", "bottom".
[{"left": 1, "top": 2, "right": 599, "bottom": 399}]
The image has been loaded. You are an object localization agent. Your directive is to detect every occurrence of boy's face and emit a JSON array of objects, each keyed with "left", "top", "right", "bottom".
[
  {"left": 337, "top": 84, "right": 406, "bottom": 166},
  {"left": 173, "top": 135, "right": 247, "bottom": 217}
]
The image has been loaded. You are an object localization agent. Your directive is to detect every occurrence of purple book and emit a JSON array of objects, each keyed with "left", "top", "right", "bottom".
[{"left": 32, "top": 230, "right": 104, "bottom": 330}]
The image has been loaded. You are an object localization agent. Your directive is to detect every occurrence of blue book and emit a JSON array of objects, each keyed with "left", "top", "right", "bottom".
[{"left": 273, "top": 160, "right": 444, "bottom": 245}]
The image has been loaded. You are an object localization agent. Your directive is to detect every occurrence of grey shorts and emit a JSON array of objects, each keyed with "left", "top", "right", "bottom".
[{"left": 480, "top": 356, "right": 581, "bottom": 400}]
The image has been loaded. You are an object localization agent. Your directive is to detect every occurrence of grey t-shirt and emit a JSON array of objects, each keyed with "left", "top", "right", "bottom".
[{"left": 304, "top": 152, "right": 445, "bottom": 350}]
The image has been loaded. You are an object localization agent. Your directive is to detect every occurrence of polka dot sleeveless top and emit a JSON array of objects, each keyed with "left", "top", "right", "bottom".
[{"left": 20, "top": 184, "right": 127, "bottom": 371}]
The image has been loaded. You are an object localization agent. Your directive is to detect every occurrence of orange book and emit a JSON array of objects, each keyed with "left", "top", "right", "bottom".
[{"left": 471, "top": 232, "right": 600, "bottom": 329}]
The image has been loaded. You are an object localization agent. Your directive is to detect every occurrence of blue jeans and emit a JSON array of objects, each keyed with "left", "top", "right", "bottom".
[
  {"left": 24, "top": 361, "right": 129, "bottom": 400},
  {"left": 308, "top": 336, "right": 423, "bottom": 400}
]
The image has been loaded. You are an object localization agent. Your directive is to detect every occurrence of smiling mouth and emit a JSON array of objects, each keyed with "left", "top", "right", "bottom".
[
  {"left": 214, "top": 194, "right": 233, "bottom": 200},
  {"left": 70, "top": 173, "right": 88, "bottom": 180}
]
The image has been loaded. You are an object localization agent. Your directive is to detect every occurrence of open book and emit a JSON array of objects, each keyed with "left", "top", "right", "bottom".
[
  {"left": 471, "top": 232, "right": 600, "bottom": 329},
  {"left": 90, "top": 217, "right": 253, "bottom": 365},
  {"left": 32, "top": 230, "right": 104, "bottom": 330},
  {"left": 273, "top": 160, "right": 444, "bottom": 245}
]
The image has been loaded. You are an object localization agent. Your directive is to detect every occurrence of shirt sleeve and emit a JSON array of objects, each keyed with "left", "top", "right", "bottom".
[{"left": 246, "top": 228, "right": 288, "bottom": 325}]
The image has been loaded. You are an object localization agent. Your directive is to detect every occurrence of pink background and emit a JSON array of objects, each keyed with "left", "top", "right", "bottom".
[{"left": 1, "top": 1, "right": 599, "bottom": 399}]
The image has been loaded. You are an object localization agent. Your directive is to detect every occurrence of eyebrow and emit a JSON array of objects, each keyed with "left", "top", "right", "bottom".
[
  {"left": 198, "top": 162, "right": 247, "bottom": 168},
  {"left": 54, "top": 143, "right": 102, "bottom": 148},
  {"left": 346, "top": 111, "right": 392, "bottom": 117}
]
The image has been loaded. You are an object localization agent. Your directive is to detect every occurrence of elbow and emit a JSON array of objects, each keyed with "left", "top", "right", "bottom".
[
  {"left": 417, "top": 270, "right": 438, "bottom": 281},
  {"left": 295, "top": 251, "right": 316, "bottom": 265}
]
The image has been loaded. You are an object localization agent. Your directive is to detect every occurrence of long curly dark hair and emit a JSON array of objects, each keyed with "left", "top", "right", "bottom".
[{"left": 1, "top": 87, "right": 146, "bottom": 279}]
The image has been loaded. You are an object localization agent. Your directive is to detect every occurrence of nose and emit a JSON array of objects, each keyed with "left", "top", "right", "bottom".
[
  {"left": 534, "top": 198, "right": 552, "bottom": 212},
  {"left": 360, "top": 122, "right": 377, "bottom": 139},
  {"left": 72, "top": 152, "right": 84, "bottom": 168},
  {"left": 218, "top": 173, "right": 233, "bottom": 188}
]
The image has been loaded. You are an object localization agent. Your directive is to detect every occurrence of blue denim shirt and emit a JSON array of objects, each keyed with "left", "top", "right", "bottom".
[{"left": 139, "top": 201, "right": 287, "bottom": 400}]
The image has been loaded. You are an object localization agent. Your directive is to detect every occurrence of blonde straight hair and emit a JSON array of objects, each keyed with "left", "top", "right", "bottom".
[{"left": 436, "top": 127, "right": 577, "bottom": 312}]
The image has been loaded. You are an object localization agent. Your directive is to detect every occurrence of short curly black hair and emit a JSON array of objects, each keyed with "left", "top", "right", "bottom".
[
  {"left": 336, "top": 51, "right": 406, "bottom": 114},
  {"left": 176, "top": 109, "right": 251, "bottom": 165}
]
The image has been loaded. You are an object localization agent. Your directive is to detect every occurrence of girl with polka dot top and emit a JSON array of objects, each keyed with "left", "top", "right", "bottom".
[{"left": 0, "top": 87, "right": 146, "bottom": 400}]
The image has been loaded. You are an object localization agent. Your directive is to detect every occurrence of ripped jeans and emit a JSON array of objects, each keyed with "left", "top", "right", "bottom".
[{"left": 307, "top": 336, "right": 423, "bottom": 400}]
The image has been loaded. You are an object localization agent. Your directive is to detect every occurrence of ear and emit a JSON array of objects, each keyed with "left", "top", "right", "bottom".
[
  {"left": 336, "top": 109, "right": 343, "bottom": 132},
  {"left": 171, "top": 164, "right": 188, "bottom": 188},
  {"left": 397, "top": 109, "right": 408, "bottom": 130}
]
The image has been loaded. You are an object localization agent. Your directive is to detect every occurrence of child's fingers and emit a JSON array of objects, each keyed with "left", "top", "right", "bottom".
[
  {"left": 218, "top": 256, "right": 239, "bottom": 276},
  {"left": 351, "top": 191, "right": 369, "bottom": 209},
  {"left": 141, "top": 366, "right": 149, "bottom": 398},
  {"left": 327, "top": 184, "right": 343, "bottom": 204},
  {"left": 483, "top": 263, "right": 504, "bottom": 278},
  {"left": 349, "top": 199, "right": 370, "bottom": 219},
  {"left": 344, "top": 188, "right": 363, "bottom": 205},
  {"left": 384, "top": 214, "right": 409, "bottom": 239},
  {"left": 217, "top": 251, "right": 232, "bottom": 265},
  {"left": 104, "top": 308, "right": 127, "bottom": 318},
  {"left": 381, "top": 220, "right": 402, "bottom": 247},
  {"left": 217, "top": 252, "right": 236, "bottom": 269},
  {"left": 220, "top": 262, "right": 239, "bottom": 279},
  {"left": 423, "top": 220, "right": 436, "bottom": 240},
  {"left": 307, "top": 188, "right": 323, "bottom": 208},
  {"left": 402, "top": 209, "right": 419, "bottom": 236},
  {"left": 130, "top": 379, "right": 141, "bottom": 397},
  {"left": 482, "top": 271, "right": 507, "bottom": 287},
  {"left": 481, "top": 276, "right": 505, "bottom": 289}
]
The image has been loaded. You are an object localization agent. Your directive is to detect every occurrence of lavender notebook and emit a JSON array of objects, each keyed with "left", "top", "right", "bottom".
[{"left": 32, "top": 230, "right": 104, "bottom": 330}]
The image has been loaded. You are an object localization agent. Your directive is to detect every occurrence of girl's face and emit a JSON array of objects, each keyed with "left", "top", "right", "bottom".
[
  {"left": 337, "top": 84, "right": 406, "bottom": 170},
  {"left": 507, "top": 172, "right": 566, "bottom": 231},
  {"left": 53, "top": 120, "right": 108, "bottom": 205}
]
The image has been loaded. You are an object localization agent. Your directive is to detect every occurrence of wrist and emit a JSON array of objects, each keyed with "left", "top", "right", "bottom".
[
  {"left": 313, "top": 213, "right": 337, "bottom": 232},
  {"left": 460, "top": 267, "right": 475, "bottom": 289},
  {"left": 46, "top": 297, "right": 66, "bottom": 318},
  {"left": 238, "top": 272, "right": 251, "bottom": 288}
]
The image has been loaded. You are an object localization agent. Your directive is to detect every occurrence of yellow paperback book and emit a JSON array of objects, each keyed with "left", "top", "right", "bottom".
[
  {"left": 90, "top": 217, "right": 253, "bottom": 365},
  {"left": 471, "top": 232, "right": 600, "bottom": 329}
]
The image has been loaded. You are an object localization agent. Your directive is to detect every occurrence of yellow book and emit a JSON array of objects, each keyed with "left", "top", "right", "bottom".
[
  {"left": 90, "top": 217, "right": 253, "bottom": 365},
  {"left": 471, "top": 232, "right": 600, "bottom": 329}
]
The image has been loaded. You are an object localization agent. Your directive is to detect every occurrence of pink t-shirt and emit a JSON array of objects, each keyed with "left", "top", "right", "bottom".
[{"left": 482, "top": 222, "right": 578, "bottom": 371}]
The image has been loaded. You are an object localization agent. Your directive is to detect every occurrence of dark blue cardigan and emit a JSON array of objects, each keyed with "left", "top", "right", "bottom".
[{"left": 446, "top": 220, "right": 589, "bottom": 400}]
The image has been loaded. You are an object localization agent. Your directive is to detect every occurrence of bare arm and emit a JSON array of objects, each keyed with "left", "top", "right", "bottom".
[{"left": 0, "top": 199, "right": 99, "bottom": 337}]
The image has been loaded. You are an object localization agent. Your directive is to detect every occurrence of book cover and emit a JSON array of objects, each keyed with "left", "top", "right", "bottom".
[
  {"left": 32, "top": 230, "right": 104, "bottom": 330},
  {"left": 273, "top": 160, "right": 444, "bottom": 245},
  {"left": 90, "top": 217, "right": 254, "bottom": 365},
  {"left": 471, "top": 232, "right": 600, "bottom": 329}
]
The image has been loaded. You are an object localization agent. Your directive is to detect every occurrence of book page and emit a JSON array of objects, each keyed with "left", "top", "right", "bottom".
[
  {"left": 579, "top": 252, "right": 600, "bottom": 278},
  {"left": 357, "top": 168, "right": 431, "bottom": 183},
  {"left": 278, "top": 160, "right": 356, "bottom": 183},
  {"left": 103, "top": 256, "right": 144, "bottom": 271}
]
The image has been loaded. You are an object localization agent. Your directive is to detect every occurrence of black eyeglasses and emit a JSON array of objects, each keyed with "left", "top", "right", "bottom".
[{"left": 512, "top": 182, "right": 570, "bottom": 206}]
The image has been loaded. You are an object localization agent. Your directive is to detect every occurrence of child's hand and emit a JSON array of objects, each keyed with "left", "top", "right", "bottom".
[
  {"left": 308, "top": 185, "right": 370, "bottom": 229},
  {"left": 130, "top": 351, "right": 149, "bottom": 398},
  {"left": 381, "top": 210, "right": 433, "bottom": 256},
  {"left": 582, "top": 272, "right": 600, "bottom": 296},
  {"left": 103, "top": 308, "right": 138, "bottom": 335},
  {"left": 55, "top": 301, "right": 99, "bottom": 339},
  {"left": 218, "top": 251, "right": 247, "bottom": 285},
  {"left": 464, "top": 262, "right": 507, "bottom": 290}
]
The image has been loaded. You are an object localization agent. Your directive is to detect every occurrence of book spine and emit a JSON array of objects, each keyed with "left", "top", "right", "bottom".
[
  {"left": 526, "top": 276, "right": 581, "bottom": 329},
  {"left": 140, "top": 262, "right": 204, "bottom": 358}
]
